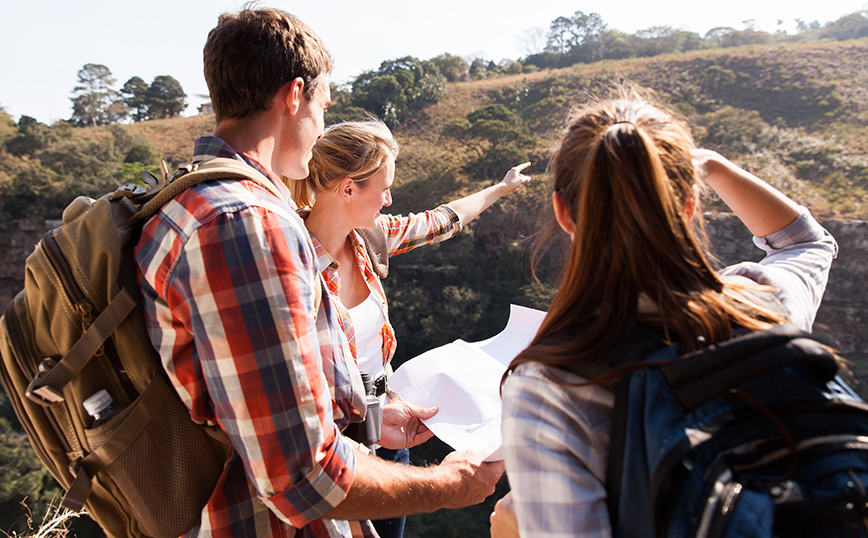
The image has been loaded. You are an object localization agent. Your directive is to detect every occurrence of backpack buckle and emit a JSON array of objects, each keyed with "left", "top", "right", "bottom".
[{"left": 25, "top": 359, "right": 65, "bottom": 406}]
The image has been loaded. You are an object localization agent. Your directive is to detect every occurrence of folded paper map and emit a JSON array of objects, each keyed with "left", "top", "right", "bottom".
[{"left": 389, "top": 304, "right": 546, "bottom": 461}]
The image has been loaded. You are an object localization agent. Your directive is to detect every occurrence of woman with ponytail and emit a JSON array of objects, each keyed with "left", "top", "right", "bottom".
[{"left": 491, "top": 90, "right": 837, "bottom": 537}]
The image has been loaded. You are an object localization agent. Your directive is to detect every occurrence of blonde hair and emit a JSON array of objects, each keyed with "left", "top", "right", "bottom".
[{"left": 290, "top": 118, "right": 399, "bottom": 207}]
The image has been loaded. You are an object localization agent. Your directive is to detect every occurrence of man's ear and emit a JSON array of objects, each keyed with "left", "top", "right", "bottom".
[
  {"left": 284, "top": 77, "right": 305, "bottom": 115},
  {"left": 552, "top": 191, "right": 575, "bottom": 239}
]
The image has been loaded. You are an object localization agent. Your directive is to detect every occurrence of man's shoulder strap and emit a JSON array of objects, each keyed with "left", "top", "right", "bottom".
[{"left": 129, "top": 156, "right": 285, "bottom": 226}]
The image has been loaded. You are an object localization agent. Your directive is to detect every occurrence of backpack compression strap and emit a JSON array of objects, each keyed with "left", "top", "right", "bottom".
[
  {"left": 658, "top": 324, "right": 838, "bottom": 411},
  {"left": 26, "top": 290, "right": 137, "bottom": 405}
]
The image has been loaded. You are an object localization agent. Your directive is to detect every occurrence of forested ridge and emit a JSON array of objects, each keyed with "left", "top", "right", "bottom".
[{"left": 1, "top": 28, "right": 868, "bottom": 537}]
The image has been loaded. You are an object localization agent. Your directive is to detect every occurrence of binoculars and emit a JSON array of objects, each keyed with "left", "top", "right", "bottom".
[{"left": 344, "top": 372, "right": 382, "bottom": 450}]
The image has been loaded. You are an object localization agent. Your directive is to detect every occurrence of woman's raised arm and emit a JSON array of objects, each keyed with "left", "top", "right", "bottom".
[
  {"left": 446, "top": 162, "right": 532, "bottom": 225},
  {"left": 693, "top": 149, "right": 800, "bottom": 238}
]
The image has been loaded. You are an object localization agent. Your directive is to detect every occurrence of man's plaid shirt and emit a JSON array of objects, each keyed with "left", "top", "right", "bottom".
[{"left": 136, "top": 137, "right": 372, "bottom": 538}]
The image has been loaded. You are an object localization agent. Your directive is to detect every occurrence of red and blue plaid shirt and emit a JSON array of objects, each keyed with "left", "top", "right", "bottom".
[{"left": 136, "top": 137, "right": 373, "bottom": 538}]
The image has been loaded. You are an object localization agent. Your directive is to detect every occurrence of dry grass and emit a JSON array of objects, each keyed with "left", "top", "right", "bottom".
[
  {"left": 123, "top": 113, "right": 215, "bottom": 165},
  {"left": 2, "top": 499, "right": 85, "bottom": 538}
]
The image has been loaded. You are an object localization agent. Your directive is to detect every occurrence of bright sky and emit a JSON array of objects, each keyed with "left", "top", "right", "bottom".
[{"left": 2, "top": 0, "right": 866, "bottom": 125}]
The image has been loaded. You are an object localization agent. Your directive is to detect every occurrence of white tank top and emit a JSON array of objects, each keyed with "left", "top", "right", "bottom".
[{"left": 346, "top": 291, "right": 386, "bottom": 378}]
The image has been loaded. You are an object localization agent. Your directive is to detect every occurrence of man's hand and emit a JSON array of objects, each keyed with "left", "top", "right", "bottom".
[
  {"left": 490, "top": 491, "right": 519, "bottom": 538},
  {"left": 435, "top": 450, "right": 505, "bottom": 509},
  {"left": 378, "top": 399, "right": 437, "bottom": 449}
]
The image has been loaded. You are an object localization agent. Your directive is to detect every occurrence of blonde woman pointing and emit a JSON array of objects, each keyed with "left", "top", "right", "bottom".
[{"left": 293, "top": 118, "right": 531, "bottom": 538}]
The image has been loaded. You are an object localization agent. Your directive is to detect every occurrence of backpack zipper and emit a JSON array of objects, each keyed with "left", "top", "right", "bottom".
[
  {"left": 695, "top": 466, "right": 746, "bottom": 538},
  {"left": 42, "top": 230, "right": 137, "bottom": 402},
  {"left": 708, "top": 481, "right": 744, "bottom": 538}
]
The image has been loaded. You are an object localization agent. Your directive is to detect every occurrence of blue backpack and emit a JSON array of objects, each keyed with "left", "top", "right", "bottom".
[{"left": 597, "top": 324, "right": 868, "bottom": 538}]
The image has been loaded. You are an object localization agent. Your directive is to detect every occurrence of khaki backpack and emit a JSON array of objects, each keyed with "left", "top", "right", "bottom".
[{"left": 0, "top": 156, "right": 286, "bottom": 538}]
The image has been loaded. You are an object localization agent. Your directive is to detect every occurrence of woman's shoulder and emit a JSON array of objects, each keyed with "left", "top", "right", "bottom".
[
  {"left": 504, "top": 362, "right": 615, "bottom": 412},
  {"left": 507, "top": 361, "right": 586, "bottom": 386}
]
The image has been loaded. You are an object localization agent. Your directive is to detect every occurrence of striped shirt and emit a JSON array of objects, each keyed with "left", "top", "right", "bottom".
[
  {"left": 310, "top": 207, "right": 462, "bottom": 367},
  {"left": 136, "top": 136, "right": 372, "bottom": 538}
]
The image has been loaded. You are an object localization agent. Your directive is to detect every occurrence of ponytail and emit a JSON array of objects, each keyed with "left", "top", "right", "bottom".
[{"left": 506, "top": 91, "right": 782, "bottom": 382}]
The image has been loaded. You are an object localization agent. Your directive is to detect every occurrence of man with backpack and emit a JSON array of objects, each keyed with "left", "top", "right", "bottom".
[{"left": 135, "top": 7, "right": 502, "bottom": 538}]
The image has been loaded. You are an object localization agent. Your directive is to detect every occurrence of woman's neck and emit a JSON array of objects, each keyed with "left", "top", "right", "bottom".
[{"left": 304, "top": 201, "right": 354, "bottom": 260}]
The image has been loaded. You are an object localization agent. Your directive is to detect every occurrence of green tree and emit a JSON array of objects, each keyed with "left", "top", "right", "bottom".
[
  {"left": 545, "top": 11, "right": 608, "bottom": 64},
  {"left": 0, "top": 106, "right": 15, "bottom": 148},
  {"left": 0, "top": 420, "right": 64, "bottom": 535},
  {"left": 5, "top": 116, "right": 48, "bottom": 156},
  {"left": 443, "top": 105, "right": 533, "bottom": 155},
  {"left": 704, "top": 27, "right": 772, "bottom": 48},
  {"left": 704, "top": 27, "right": 737, "bottom": 47},
  {"left": 468, "top": 57, "right": 489, "bottom": 79},
  {"left": 441, "top": 104, "right": 534, "bottom": 178},
  {"left": 124, "top": 141, "right": 160, "bottom": 165},
  {"left": 36, "top": 137, "right": 121, "bottom": 180},
  {"left": 121, "top": 76, "right": 150, "bottom": 122},
  {"left": 633, "top": 26, "right": 703, "bottom": 57},
  {"left": 350, "top": 56, "right": 446, "bottom": 126},
  {"left": 145, "top": 75, "right": 187, "bottom": 119},
  {"left": 429, "top": 53, "right": 469, "bottom": 82},
  {"left": 69, "top": 63, "right": 127, "bottom": 126},
  {"left": 819, "top": 11, "right": 868, "bottom": 40}
]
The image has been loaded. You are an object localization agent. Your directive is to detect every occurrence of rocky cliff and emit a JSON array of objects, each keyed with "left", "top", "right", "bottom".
[
  {"left": 706, "top": 214, "right": 868, "bottom": 372},
  {"left": 2, "top": 214, "right": 865, "bottom": 372}
]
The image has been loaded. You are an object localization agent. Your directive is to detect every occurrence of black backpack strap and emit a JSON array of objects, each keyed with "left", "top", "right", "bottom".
[
  {"left": 595, "top": 326, "right": 673, "bottom": 538},
  {"left": 658, "top": 324, "right": 838, "bottom": 411}
]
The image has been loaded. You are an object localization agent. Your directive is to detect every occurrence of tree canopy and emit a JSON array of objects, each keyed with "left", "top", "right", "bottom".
[
  {"left": 69, "top": 64, "right": 126, "bottom": 126},
  {"left": 67, "top": 66, "right": 188, "bottom": 126},
  {"left": 348, "top": 56, "right": 447, "bottom": 126},
  {"left": 121, "top": 76, "right": 150, "bottom": 122}
]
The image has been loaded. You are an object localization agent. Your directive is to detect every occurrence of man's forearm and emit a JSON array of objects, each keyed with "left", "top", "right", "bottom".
[{"left": 325, "top": 449, "right": 502, "bottom": 520}]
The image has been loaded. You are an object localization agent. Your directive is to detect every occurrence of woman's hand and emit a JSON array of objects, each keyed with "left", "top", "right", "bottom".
[
  {"left": 691, "top": 148, "right": 727, "bottom": 182},
  {"left": 378, "top": 398, "right": 438, "bottom": 449},
  {"left": 490, "top": 491, "right": 519, "bottom": 538},
  {"left": 499, "top": 162, "right": 533, "bottom": 193}
]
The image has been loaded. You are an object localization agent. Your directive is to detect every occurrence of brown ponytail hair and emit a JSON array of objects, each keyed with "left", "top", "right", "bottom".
[
  {"left": 289, "top": 118, "right": 399, "bottom": 207},
  {"left": 507, "top": 89, "right": 782, "bottom": 377}
]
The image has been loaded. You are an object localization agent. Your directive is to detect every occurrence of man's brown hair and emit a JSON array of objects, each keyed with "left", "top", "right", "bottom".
[{"left": 203, "top": 6, "right": 333, "bottom": 122}]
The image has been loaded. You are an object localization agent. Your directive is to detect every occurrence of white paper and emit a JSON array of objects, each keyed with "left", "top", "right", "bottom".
[{"left": 389, "top": 304, "right": 546, "bottom": 460}]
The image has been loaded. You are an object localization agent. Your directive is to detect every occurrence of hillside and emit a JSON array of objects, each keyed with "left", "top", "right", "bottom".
[
  {"left": 395, "top": 39, "right": 868, "bottom": 218},
  {"left": 117, "top": 39, "right": 868, "bottom": 221},
  {"left": 72, "top": 37, "right": 868, "bottom": 369}
]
